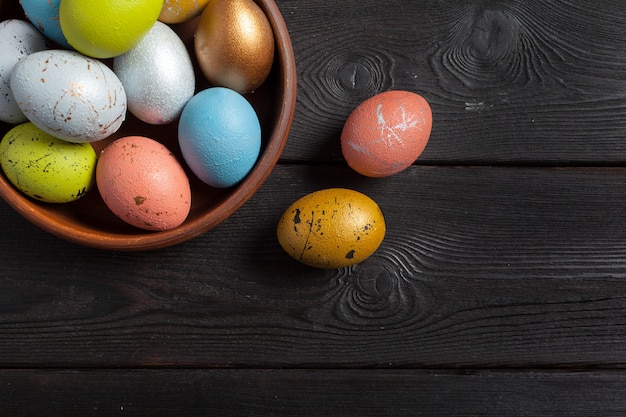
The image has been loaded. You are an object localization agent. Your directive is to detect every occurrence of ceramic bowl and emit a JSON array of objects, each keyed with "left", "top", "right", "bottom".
[{"left": 0, "top": 0, "right": 296, "bottom": 251}]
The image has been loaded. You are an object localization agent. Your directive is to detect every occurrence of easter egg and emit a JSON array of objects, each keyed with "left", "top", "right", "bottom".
[
  {"left": 113, "top": 21, "right": 195, "bottom": 125},
  {"left": 96, "top": 136, "right": 192, "bottom": 231},
  {"left": 0, "top": 122, "right": 96, "bottom": 203},
  {"left": 341, "top": 90, "right": 432, "bottom": 178},
  {"left": 159, "top": 0, "right": 210, "bottom": 24},
  {"left": 277, "top": 188, "right": 386, "bottom": 269},
  {"left": 0, "top": 19, "right": 49, "bottom": 124},
  {"left": 178, "top": 87, "right": 261, "bottom": 188},
  {"left": 194, "top": 0, "right": 275, "bottom": 94},
  {"left": 59, "top": 0, "right": 162, "bottom": 58},
  {"left": 10, "top": 49, "right": 127, "bottom": 143},
  {"left": 20, "top": 0, "right": 72, "bottom": 48}
]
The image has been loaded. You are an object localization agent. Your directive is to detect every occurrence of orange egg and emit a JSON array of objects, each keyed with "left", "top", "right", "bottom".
[
  {"left": 341, "top": 90, "right": 432, "bottom": 178},
  {"left": 277, "top": 188, "right": 386, "bottom": 269},
  {"left": 96, "top": 136, "right": 191, "bottom": 231},
  {"left": 158, "top": 0, "right": 210, "bottom": 24}
]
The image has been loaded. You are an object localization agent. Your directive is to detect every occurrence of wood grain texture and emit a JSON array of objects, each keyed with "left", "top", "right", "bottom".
[
  {"left": 2, "top": 369, "right": 626, "bottom": 416},
  {"left": 2, "top": 165, "right": 626, "bottom": 368},
  {"left": 3, "top": 0, "right": 626, "bottom": 413},
  {"left": 281, "top": 0, "right": 626, "bottom": 164}
]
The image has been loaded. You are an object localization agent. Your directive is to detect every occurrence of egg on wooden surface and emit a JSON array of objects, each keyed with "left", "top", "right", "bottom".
[
  {"left": 113, "top": 21, "right": 195, "bottom": 125},
  {"left": 341, "top": 90, "right": 432, "bottom": 178},
  {"left": 277, "top": 188, "right": 386, "bottom": 269},
  {"left": 96, "top": 136, "right": 192, "bottom": 231},
  {"left": 159, "top": 0, "right": 211, "bottom": 24},
  {"left": 10, "top": 49, "right": 127, "bottom": 144},
  {"left": 178, "top": 87, "right": 261, "bottom": 188},
  {"left": 20, "top": 0, "right": 72, "bottom": 48},
  {"left": 59, "top": 0, "right": 162, "bottom": 58},
  {"left": 194, "top": 0, "right": 275, "bottom": 94},
  {"left": 0, "top": 122, "right": 96, "bottom": 203},
  {"left": 0, "top": 19, "right": 49, "bottom": 124}
]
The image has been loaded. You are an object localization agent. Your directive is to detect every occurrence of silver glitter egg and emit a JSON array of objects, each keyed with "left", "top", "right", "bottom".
[{"left": 113, "top": 21, "right": 195, "bottom": 125}]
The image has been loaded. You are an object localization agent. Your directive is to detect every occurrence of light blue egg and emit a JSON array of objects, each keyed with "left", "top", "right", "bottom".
[
  {"left": 178, "top": 87, "right": 261, "bottom": 189},
  {"left": 20, "top": 0, "right": 72, "bottom": 49}
]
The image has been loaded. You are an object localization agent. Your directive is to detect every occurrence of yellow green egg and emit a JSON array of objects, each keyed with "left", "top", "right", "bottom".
[
  {"left": 277, "top": 188, "right": 386, "bottom": 269},
  {"left": 0, "top": 122, "right": 96, "bottom": 203},
  {"left": 59, "top": 0, "right": 163, "bottom": 58}
]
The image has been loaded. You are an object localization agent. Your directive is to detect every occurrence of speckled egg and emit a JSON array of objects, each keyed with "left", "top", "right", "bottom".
[
  {"left": 96, "top": 136, "right": 192, "bottom": 231},
  {"left": 59, "top": 0, "right": 163, "bottom": 58},
  {"left": 0, "top": 122, "right": 96, "bottom": 203},
  {"left": 113, "top": 21, "right": 195, "bottom": 125},
  {"left": 0, "top": 19, "right": 49, "bottom": 124},
  {"left": 10, "top": 49, "right": 127, "bottom": 143},
  {"left": 341, "top": 90, "right": 432, "bottom": 178},
  {"left": 20, "top": 0, "right": 72, "bottom": 48},
  {"left": 159, "top": 0, "right": 211, "bottom": 24},
  {"left": 277, "top": 188, "right": 386, "bottom": 269},
  {"left": 178, "top": 87, "right": 261, "bottom": 188}
]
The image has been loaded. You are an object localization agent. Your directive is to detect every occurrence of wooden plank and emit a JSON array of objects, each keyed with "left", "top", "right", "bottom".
[
  {"left": 1, "top": 369, "right": 626, "bottom": 416},
  {"left": 279, "top": 0, "right": 626, "bottom": 164},
  {"left": 1, "top": 165, "right": 626, "bottom": 367},
  {"left": 3, "top": 0, "right": 626, "bottom": 165}
]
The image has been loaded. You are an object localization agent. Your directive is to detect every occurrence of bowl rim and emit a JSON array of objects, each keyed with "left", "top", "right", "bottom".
[{"left": 0, "top": 0, "right": 297, "bottom": 251}]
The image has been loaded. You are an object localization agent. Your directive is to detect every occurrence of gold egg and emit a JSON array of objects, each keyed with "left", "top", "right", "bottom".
[
  {"left": 194, "top": 0, "right": 275, "bottom": 94},
  {"left": 277, "top": 188, "right": 386, "bottom": 269}
]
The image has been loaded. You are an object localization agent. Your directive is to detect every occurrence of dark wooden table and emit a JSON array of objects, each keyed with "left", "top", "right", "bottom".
[{"left": 3, "top": 0, "right": 626, "bottom": 415}]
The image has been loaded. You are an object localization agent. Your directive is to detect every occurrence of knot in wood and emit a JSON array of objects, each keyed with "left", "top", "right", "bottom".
[
  {"left": 337, "top": 61, "right": 374, "bottom": 93},
  {"left": 434, "top": 3, "right": 529, "bottom": 91},
  {"left": 325, "top": 260, "right": 426, "bottom": 328},
  {"left": 464, "top": 8, "right": 519, "bottom": 63},
  {"left": 325, "top": 52, "right": 390, "bottom": 102},
  {"left": 355, "top": 265, "right": 393, "bottom": 299}
]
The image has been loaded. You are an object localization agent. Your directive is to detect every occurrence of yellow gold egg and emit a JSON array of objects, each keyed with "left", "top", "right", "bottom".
[
  {"left": 159, "top": 0, "right": 210, "bottom": 24},
  {"left": 277, "top": 188, "right": 386, "bottom": 269},
  {"left": 194, "top": 0, "right": 275, "bottom": 94}
]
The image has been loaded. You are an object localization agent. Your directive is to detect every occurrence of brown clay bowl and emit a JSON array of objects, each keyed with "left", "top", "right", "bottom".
[{"left": 0, "top": 0, "right": 296, "bottom": 251}]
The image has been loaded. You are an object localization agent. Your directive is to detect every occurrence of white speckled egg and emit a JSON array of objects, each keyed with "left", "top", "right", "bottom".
[
  {"left": 113, "top": 21, "right": 195, "bottom": 125},
  {"left": 10, "top": 49, "right": 127, "bottom": 143},
  {"left": 0, "top": 19, "right": 49, "bottom": 124}
]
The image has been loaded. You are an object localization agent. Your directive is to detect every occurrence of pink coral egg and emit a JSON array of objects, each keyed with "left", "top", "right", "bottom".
[
  {"left": 96, "top": 136, "right": 191, "bottom": 231},
  {"left": 341, "top": 90, "right": 432, "bottom": 178}
]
